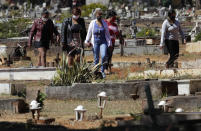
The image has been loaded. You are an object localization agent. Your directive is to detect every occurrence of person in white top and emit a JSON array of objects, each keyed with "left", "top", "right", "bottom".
[
  {"left": 85, "top": 8, "right": 112, "bottom": 78},
  {"left": 160, "top": 9, "right": 186, "bottom": 68}
]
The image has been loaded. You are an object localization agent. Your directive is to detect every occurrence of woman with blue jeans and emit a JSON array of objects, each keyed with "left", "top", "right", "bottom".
[{"left": 85, "top": 8, "right": 112, "bottom": 78}]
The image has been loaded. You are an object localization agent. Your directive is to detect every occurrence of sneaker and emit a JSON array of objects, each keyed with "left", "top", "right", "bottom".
[{"left": 101, "top": 72, "right": 106, "bottom": 78}]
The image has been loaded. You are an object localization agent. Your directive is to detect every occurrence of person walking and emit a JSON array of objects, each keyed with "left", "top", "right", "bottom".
[
  {"left": 61, "top": 7, "right": 87, "bottom": 66},
  {"left": 160, "top": 9, "right": 186, "bottom": 68},
  {"left": 28, "top": 9, "right": 60, "bottom": 67},
  {"left": 105, "top": 10, "right": 121, "bottom": 74},
  {"left": 85, "top": 8, "right": 112, "bottom": 78}
]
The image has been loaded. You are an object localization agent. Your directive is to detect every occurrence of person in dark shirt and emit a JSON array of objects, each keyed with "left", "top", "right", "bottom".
[
  {"left": 61, "top": 7, "right": 87, "bottom": 66},
  {"left": 28, "top": 9, "right": 60, "bottom": 67}
]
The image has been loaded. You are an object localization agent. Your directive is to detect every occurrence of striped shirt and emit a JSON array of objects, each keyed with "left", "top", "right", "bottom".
[
  {"left": 160, "top": 19, "right": 184, "bottom": 46},
  {"left": 105, "top": 20, "right": 119, "bottom": 45}
]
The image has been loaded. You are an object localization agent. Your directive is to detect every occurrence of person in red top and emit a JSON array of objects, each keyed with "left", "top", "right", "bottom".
[
  {"left": 105, "top": 10, "right": 120, "bottom": 74},
  {"left": 28, "top": 9, "right": 60, "bottom": 67}
]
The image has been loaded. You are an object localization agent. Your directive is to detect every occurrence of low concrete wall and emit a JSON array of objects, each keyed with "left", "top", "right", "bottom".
[
  {"left": 46, "top": 80, "right": 178, "bottom": 100},
  {"left": 181, "top": 60, "right": 201, "bottom": 68},
  {"left": 0, "top": 67, "right": 56, "bottom": 81},
  {"left": 166, "top": 96, "right": 201, "bottom": 110},
  {"left": 0, "top": 83, "right": 26, "bottom": 95},
  {"left": 0, "top": 98, "right": 28, "bottom": 113},
  {"left": 85, "top": 45, "right": 163, "bottom": 56},
  {"left": 129, "top": 68, "right": 201, "bottom": 79}
]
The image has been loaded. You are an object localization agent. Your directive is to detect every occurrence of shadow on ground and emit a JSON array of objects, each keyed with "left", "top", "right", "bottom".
[{"left": 1, "top": 121, "right": 201, "bottom": 131}]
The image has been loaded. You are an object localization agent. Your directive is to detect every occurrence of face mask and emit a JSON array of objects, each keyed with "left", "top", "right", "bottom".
[
  {"left": 97, "top": 16, "right": 102, "bottom": 21},
  {"left": 72, "top": 15, "right": 80, "bottom": 20},
  {"left": 42, "top": 17, "right": 48, "bottom": 22}
]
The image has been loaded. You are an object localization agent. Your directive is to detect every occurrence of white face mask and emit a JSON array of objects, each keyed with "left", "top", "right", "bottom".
[
  {"left": 42, "top": 17, "right": 48, "bottom": 22},
  {"left": 72, "top": 15, "right": 80, "bottom": 20}
]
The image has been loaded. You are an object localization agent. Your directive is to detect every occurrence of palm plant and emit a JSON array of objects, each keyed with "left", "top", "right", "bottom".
[{"left": 51, "top": 49, "right": 102, "bottom": 86}]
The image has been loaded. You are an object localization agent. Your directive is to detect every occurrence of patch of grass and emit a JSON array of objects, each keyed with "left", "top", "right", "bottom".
[{"left": 43, "top": 99, "right": 142, "bottom": 117}]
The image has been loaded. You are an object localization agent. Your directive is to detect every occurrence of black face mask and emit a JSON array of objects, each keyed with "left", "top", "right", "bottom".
[
  {"left": 170, "top": 16, "right": 175, "bottom": 21},
  {"left": 97, "top": 16, "right": 102, "bottom": 21}
]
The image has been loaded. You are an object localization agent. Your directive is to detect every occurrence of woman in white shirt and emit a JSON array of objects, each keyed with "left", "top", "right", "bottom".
[
  {"left": 160, "top": 9, "right": 185, "bottom": 68},
  {"left": 85, "top": 8, "right": 112, "bottom": 78}
]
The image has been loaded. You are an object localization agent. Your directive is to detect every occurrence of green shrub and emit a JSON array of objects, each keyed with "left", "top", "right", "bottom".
[
  {"left": 136, "top": 28, "right": 156, "bottom": 38},
  {"left": 56, "top": 12, "right": 71, "bottom": 23},
  {"left": 51, "top": 52, "right": 102, "bottom": 86},
  {"left": 194, "top": 32, "right": 201, "bottom": 42},
  {"left": 36, "top": 91, "right": 46, "bottom": 109},
  {"left": 81, "top": 3, "right": 107, "bottom": 17},
  {"left": 0, "top": 18, "right": 31, "bottom": 39}
]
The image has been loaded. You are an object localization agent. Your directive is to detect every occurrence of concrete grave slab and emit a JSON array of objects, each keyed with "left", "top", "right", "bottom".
[
  {"left": 0, "top": 98, "right": 28, "bottom": 113},
  {"left": 182, "top": 59, "right": 201, "bottom": 68},
  {"left": 186, "top": 41, "right": 201, "bottom": 53},
  {"left": 176, "top": 79, "right": 201, "bottom": 95},
  {"left": 166, "top": 96, "right": 201, "bottom": 110},
  {"left": 0, "top": 67, "right": 56, "bottom": 81},
  {"left": 177, "top": 80, "right": 190, "bottom": 96},
  {"left": 0, "top": 83, "right": 11, "bottom": 94},
  {"left": 46, "top": 80, "right": 178, "bottom": 100}
]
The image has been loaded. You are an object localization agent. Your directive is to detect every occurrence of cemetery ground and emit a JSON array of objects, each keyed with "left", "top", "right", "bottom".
[
  {"left": 1, "top": 44, "right": 201, "bottom": 130},
  {"left": 0, "top": 80, "right": 141, "bottom": 129}
]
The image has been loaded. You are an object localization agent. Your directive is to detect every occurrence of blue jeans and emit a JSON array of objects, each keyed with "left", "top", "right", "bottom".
[{"left": 93, "top": 43, "right": 108, "bottom": 73}]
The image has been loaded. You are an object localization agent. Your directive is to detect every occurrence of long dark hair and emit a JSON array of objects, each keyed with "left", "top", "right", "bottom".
[
  {"left": 168, "top": 9, "right": 176, "bottom": 19},
  {"left": 106, "top": 10, "right": 117, "bottom": 19}
]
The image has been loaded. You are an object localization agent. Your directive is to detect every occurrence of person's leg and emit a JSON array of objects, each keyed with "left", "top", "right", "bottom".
[
  {"left": 105, "top": 47, "right": 113, "bottom": 74},
  {"left": 108, "top": 47, "right": 114, "bottom": 73},
  {"left": 171, "top": 41, "right": 179, "bottom": 67},
  {"left": 68, "top": 55, "right": 74, "bottom": 66},
  {"left": 37, "top": 48, "right": 42, "bottom": 66},
  {"left": 100, "top": 43, "right": 108, "bottom": 76},
  {"left": 75, "top": 49, "right": 83, "bottom": 63},
  {"left": 166, "top": 40, "right": 178, "bottom": 68},
  {"left": 105, "top": 48, "right": 110, "bottom": 74},
  {"left": 76, "top": 54, "right": 81, "bottom": 63},
  {"left": 165, "top": 40, "right": 173, "bottom": 68},
  {"left": 93, "top": 44, "right": 100, "bottom": 65},
  {"left": 38, "top": 47, "right": 46, "bottom": 67}
]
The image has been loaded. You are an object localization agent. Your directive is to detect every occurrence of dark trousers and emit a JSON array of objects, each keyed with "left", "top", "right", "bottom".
[
  {"left": 165, "top": 40, "right": 179, "bottom": 67},
  {"left": 106, "top": 46, "right": 114, "bottom": 70}
]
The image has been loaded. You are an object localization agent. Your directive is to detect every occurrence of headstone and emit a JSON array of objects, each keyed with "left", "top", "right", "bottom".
[
  {"left": 43, "top": 3, "right": 46, "bottom": 8},
  {"left": 177, "top": 80, "right": 190, "bottom": 96},
  {"left": 0, "top": 83, "right": 11, "bottom": 95}
]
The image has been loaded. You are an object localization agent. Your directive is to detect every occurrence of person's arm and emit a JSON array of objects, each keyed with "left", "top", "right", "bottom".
[
  {"left": 28, "top": 20, "right": 37, "bottom": 47},
  {"left": 61, "top": 19, "right": 68, "bottom": 45},
  {"left": 53, "top": 26, "right": 60, "bottom": 43},
  {"left": 160, "top": 20, "right": 167, "bottom": 47},
  {"left": 80, "top": 18, "right": 87, "bottom": 44},
  {"left": 85, "top": 20, "right": 93, "bottom": 46},
  {"left": 114, "top": 24, "right": 120, "bottom": 39},
  {"left": 103, "top": 21, "right": 112, "bottom": 47}
]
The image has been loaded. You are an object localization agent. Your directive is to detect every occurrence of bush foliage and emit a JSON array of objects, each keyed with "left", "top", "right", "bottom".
[
  {"left": 136, "top": 28, "right": 156, "bottom": 38},
  {"left": 0, "top": 18, "right": 31, "bottom": 39},
  {"left": 194, "top": 32, "right": 201, "bottom": 42},
  {"left": 51, "top": 52, "right": 102, "bottom": 86},
  {"left": 81, "top": 3, "right": 107, "bottom": 17}
]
